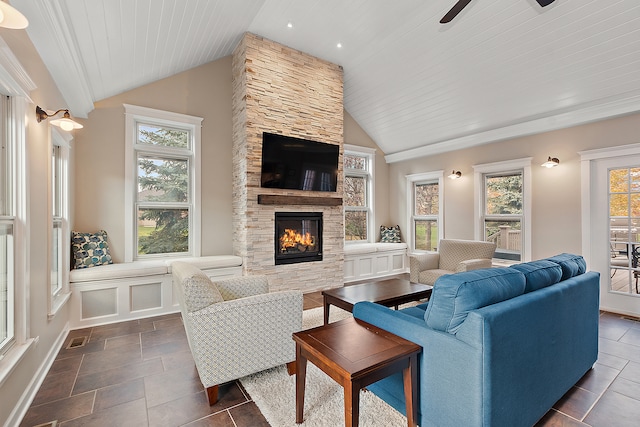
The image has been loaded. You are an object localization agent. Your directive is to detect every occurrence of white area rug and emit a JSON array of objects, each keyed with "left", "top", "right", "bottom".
[{"left": 240, "top": 306, "right": 408, "bottom": 427}]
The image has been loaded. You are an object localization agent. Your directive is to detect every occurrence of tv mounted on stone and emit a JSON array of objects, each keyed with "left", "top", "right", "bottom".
[{"left": 260, "top": 132, "right": 339, "bottom": 192}]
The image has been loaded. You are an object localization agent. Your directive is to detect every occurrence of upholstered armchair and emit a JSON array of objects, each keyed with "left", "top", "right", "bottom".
[
  {"left": 409, "top": 239, "right": 496, "bottom": 285},
  {"left": 171, "top": 261, "right": 303, "bottom": 405}
]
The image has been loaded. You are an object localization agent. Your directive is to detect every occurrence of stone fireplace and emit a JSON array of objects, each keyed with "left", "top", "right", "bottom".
[{"left": 231, "top": 33, "right": 344, "bottom": 292}]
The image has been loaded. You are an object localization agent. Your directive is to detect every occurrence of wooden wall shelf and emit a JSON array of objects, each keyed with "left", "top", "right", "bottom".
[{"left": 257, "top": 194, "right": 343, "bottom": 206}]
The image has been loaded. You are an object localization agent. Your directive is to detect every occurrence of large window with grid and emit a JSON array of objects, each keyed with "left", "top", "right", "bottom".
[
  {"left": 344, "top": 145, "right": 375, "bottom": 242},
  {"left": 124, "top": 105, "right": 202, "bottom": 261},
  {"left": 406, "top": 171, "right": 443, "bottom": 252},
  {"left": 474, "top": 158, "right": 532, "bottom": 262}
]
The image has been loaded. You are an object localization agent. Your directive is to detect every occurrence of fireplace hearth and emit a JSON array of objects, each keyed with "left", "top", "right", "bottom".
[{"left": 275, "top": 212, "right": 323, "bottom": 265}]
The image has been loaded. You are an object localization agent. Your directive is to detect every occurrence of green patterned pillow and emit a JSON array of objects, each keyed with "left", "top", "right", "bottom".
[
  {"left": 380, "top": 225, "right": 401, "bottom": 243},
  {"left": 72, "top": 230, "right": 114, "bottom": 269}
]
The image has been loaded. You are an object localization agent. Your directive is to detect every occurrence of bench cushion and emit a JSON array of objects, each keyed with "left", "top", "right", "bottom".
[{"left": 69, "top": 261, "right": 167, "bottom": 283}]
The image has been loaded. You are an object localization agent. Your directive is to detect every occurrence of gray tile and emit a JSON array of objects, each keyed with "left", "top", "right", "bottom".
[{"left": 584, "top": 390, "right": 640, "bottom": 427}]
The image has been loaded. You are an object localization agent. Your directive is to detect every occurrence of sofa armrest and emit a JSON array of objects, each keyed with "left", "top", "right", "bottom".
[
  {"left": 353, "top": 301, "right": 438, "bottom": 348},
  {"left": 213, "top": 275, "right": 269, "bottom": 301},
  {"left": 409, "top": 253, "right": 439, "bottom": 283},
  {"left": 456, "top": 258, "right": 492, "bottom": 272}
]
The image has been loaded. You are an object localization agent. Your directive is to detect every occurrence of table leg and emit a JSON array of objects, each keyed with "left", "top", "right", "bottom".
[
  {"left": 403, "top": 354, "right": 418, "bottom": 427},
  {"left": 344, "top": 381, "right": 360, "bottom": 427},
  {"left": 295, "top": 343, "right": 307, "bottom": 424},
  {"left": 324, "top": 298, "right": 330, "bottom": 325}
]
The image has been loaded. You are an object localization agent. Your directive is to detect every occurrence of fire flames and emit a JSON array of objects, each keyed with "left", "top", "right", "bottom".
[{"left": 280, "top": 228, "right": 315, "bottom": 253}]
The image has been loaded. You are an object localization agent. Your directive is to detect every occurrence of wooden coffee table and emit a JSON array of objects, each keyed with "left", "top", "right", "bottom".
[
  {"left": 322, "top": 278, "right": 432, "bottom": 324},
  {"left": 293, "top": 317, "right": 420, "bottom": 427}
]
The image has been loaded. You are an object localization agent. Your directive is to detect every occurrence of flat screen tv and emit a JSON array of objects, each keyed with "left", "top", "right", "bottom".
[{"left": 260, "top": 132, "right": 339, "bottom": 192}]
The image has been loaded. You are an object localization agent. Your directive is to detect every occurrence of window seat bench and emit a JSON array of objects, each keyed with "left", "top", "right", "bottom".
[
  {"left": 69, "top": 256, "right": 243, "bottom": 328},
  {"left": 343, "top": 242, "right": 408, "bottom": 283}
]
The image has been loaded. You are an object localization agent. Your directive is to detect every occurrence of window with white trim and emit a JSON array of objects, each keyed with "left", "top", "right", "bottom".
[
  {"left": 124, "top": 105, "right": 202, "bottom": 261},
  {"left": 474, "top": 158, "right": 532, "bottom": 262},
  {"left": 49, "top": 129, "right": 70, "bottom": 316},
  {"left": 1, "top": 95, "right": 14, "bottom": 355},
  {"left": 406, "top": 171, "right": 443, "bottom": 252},
  {"left": 344, "top": 145, "right": 375, "bottom": 242}
]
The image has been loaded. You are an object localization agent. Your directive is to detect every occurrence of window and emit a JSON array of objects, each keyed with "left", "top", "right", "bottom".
[
  {"left": 1, "top": 96, "right": 13, "bottom": 355},
  {"left": 344, "top": 145, "right": 375, "bottom": 242},
  {"left": 406, "top": 172, "right": 443, "bottom": 252},
  {"left": 474, "top": 158, "right": 532, "bottom": 262},
  {"left": 49, "top": 130, "right": 71, "bottom": 316},
  {"left": 124, "top": 105, "right": 202, "bottom": 261},
  {"left": 608, "top": 167, "right": 640, "bottom": 295}
]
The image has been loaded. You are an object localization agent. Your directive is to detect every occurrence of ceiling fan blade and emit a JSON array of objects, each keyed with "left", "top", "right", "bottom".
[{"left": 440, "top": 0, "right": 474, "bottom": 24}]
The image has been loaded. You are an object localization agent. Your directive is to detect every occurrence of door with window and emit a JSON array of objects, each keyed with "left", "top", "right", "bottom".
[{"left": 588, "top": 153, "right": 640, "bottom": 316}]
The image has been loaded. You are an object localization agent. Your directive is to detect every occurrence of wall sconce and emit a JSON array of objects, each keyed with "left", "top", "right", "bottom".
[
  {"left": 0, "top": 1, "right": 29, "bottom": 29},
  {"left": 541, "top": 156, "right": 560, "bottom": 168},
  {"left": 448, "top": 170, "right": 462, "bottom": 179},
  {"left": 35, "top": 106, "right": 83, "bottom": 131}
]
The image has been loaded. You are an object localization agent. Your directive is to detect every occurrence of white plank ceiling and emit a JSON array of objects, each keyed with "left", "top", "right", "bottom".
[{"left": 12, "top": 0, "right": 640, "bottom": 160}]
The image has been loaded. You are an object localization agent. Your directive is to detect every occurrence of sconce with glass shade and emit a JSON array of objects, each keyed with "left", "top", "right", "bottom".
[
  {"left": 448, "top": 170, "right": 462, "bottom": 179},
  {"left": 541, "top": 157, "right": 560, "bottom": 168},
  {"left": 35, "top": 106, "right": 83, "bottom": 131},
  {"left": 0, "top": 1, "right": 29, "bottom": 29}
]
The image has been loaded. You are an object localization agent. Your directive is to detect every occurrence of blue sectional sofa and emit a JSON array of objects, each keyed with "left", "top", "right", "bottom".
[{"left": 353, "top": 254, "right": 600, "bottom": 427}]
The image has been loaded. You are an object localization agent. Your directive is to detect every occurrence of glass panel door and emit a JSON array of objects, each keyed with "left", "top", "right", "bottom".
[{"left": 609, "top": 167, "right": 640, "bottom": 294}]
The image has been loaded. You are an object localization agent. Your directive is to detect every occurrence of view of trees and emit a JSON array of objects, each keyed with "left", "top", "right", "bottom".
[
  {"left": 609, "top": 168, "right": 640, "bottom": 217},
  {"left": 486, "top": 174, "right": 522, "bottom": 215},
  {"left": 137, "top": 126, "right": 190, "bottom": 255},
  {"left": 414, "top": 183, "right": 438, "bottom": 251},
  {"left": 344, "top": 154, "right": 368, "bottom": 240},
  {"left": 484, "top": 173, "right": 523, "bottom": 252}
]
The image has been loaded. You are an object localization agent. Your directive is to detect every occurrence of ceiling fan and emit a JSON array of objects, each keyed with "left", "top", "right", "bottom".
[{"left": 440, "top": 0, "right": 556, "bottom": 24}]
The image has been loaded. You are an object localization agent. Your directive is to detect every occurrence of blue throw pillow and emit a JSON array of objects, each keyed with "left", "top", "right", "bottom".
[
  {"left": 545, "top": 253, "right": 586, "bottom": 280},
  {"left": 380, "top": 225, "right": 401, "bottom": 243},
  {"left": 510, "top": 260, "right": 563, "bottom": 293},
  {"left": 424, "top": 268, "right": 526, "bottom": 334}
]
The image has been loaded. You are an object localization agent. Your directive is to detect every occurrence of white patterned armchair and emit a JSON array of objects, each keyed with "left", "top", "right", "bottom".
[
  {"left": 171, "top": 261, "right": 303, "bottom": 405},
  {"left": 409, "top": 239, "right": 497, "bottom": 285}
]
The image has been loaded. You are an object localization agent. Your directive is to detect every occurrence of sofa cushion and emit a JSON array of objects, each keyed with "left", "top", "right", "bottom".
[
  {"left": 510, "top": 260, "right": 563, "bottom": 293},
  {"left": 424, "top": 268, "right": 526, "bottom": 334},
  {"left": 172, "top": 261, "right": 224, "bottom": 312},
  {"left": 545, "top": 253, "right": 587, "bottom": 280}
]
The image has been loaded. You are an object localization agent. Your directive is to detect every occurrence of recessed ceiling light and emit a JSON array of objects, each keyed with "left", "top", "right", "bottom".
[
  {"left": 287, "top": 22, "right": 293, "bottom": 28},
  {"left": 337, "top": 42, "right": 342, "bottom": 48}
]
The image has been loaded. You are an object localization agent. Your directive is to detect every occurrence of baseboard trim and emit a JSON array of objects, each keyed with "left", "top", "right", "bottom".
[{"left": 5, "top": 322, "right": 70, "bottom": 427}]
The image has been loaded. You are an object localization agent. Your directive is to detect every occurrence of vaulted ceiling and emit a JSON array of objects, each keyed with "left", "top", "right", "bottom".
[{"left": 13, "top": 0, "right": 640, "bottom": 161}]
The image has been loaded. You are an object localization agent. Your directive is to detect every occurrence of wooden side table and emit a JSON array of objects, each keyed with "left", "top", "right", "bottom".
[{"left": 292, "top": 317, "right": 421, "bottom": 427}]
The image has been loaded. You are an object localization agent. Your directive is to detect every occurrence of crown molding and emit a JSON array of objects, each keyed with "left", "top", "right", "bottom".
[
  {"left": 0, "top": 37, "right": 35, "bottom": 99},
  {"left": 14, "top": 0, "right": 94, "bottom": 117},
  {"left": 384, "top": 92, "right": 640, "bottom": 164}
]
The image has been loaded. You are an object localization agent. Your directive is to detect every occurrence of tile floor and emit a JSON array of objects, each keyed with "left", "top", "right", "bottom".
[{"left": 19, "top": 291, "right": 640, "bottom": 427}]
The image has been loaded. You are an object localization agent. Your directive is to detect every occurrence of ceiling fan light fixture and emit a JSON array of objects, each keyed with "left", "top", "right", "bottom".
[{"left": 535, "top": 0, "right": 556, "bottom": 7}]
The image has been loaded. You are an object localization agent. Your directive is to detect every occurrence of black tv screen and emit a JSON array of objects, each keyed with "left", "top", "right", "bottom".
[{"left": 260, "top": 132, "right": 339, "bottom": 192}]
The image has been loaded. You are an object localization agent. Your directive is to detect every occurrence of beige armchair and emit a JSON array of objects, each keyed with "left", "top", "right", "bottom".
[
  {"left": 171, "top": 261, "right": 303, "bottom": 405},
  {"left": 409, "top": 239, "right": 497, "bottom": 285}
]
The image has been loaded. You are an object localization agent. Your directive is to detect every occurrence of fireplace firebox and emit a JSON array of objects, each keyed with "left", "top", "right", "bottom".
[{"left": 275, "top": 212, "right": 323, "bottom": 265}]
